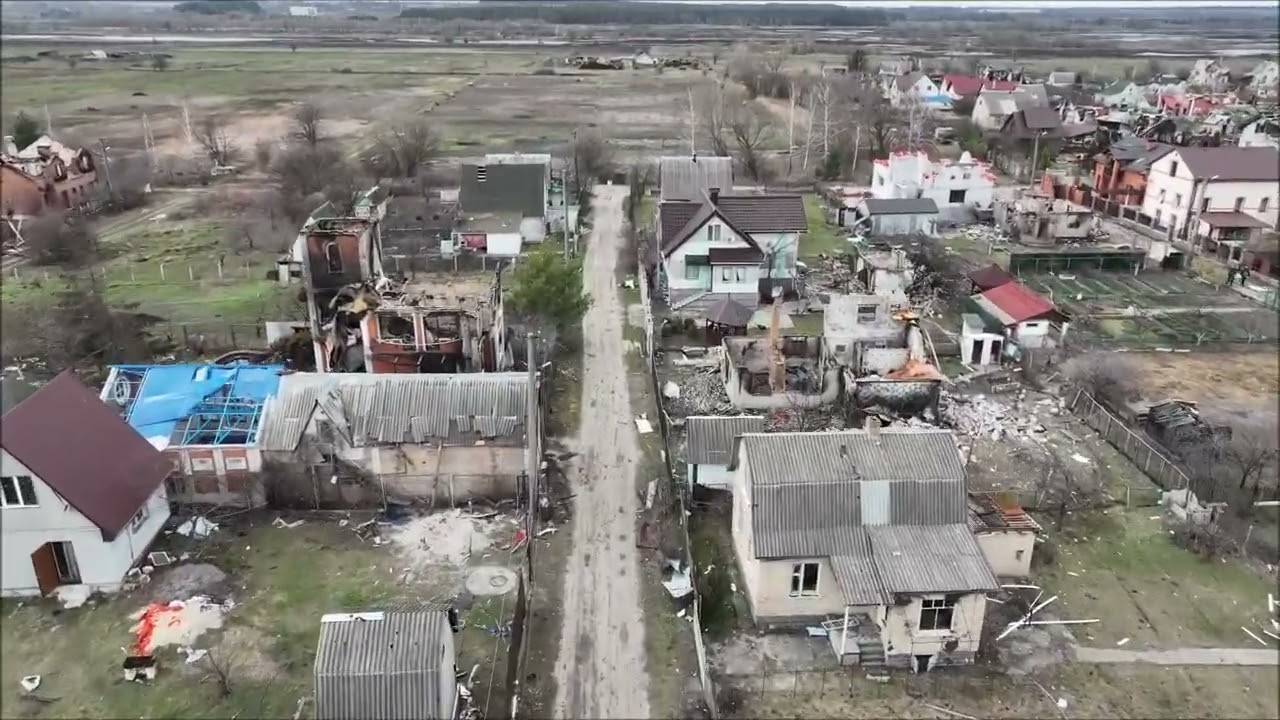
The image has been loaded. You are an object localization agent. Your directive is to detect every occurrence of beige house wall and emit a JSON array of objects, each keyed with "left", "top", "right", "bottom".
[
  {"left": 881, "top": 593, "right": 988, "bottom": 667},
  {"left": 975, "top": 530, "right": 1037, "bottom": 577}
]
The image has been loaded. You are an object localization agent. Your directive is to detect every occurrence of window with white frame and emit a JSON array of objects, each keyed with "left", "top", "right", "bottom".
[
  {"left": 191, "top": 457, "right": 215, "bottom": 472},
  {"left": 684, "top": 262, "right": 700, "bottom": 280},
  {"left": 708, "top": 224, "right": 722, "bottom": 243},
  {"left": 919, "top": 594, "right": 958, "bottom": 631},
  {"left": 130, "top": 504, "right": 149, "bottom": 532},
  {"left": 225, "top": 456, "right": 249, "bottom": 471},
  {"left": 0, "top": 475, "right": 38, "bottom": 507},
  {"left": 789, "top": 562, "right": 820, "bottom": 596}
]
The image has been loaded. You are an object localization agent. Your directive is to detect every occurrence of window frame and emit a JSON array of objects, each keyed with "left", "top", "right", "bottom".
[
  {"left": 0, "top": 475, "right": 38, "bottom": 508},
  {"left": 789, "top": 561, "right": 820, "bottom": 597},
  {"left": 1261, "top": 197, "right": 1270, "bottom": 213},
  {"left": 684, "top": 262, "right": 701, "bottom": 281},
  {"left": 324, "top": 241, "right": 343, "bottom": 273},
  {"left": 918, "top": 595, "right": 958, "bottom": 632},
  {"left": 707, "top": 224, "right": 722, "bottom": 243},
  {"left": 130, "top": 504, "right": 149, "bottom": 532}
]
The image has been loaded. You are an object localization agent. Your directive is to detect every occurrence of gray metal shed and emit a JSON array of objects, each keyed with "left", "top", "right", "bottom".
[{"left": 314, "top": 611, "right": 456, "bottom": 720}]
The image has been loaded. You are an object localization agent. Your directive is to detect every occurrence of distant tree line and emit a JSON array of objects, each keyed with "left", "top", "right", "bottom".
[
  {"left": 399, "top": 2, "right": 897, "bottom": 27},
  {"left": 174, "top": 0, "right": 261, "bottom": 15}
]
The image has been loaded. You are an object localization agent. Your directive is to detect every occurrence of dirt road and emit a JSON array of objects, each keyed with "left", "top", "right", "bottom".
[
  {"left": 1076, "top": 646, "right": 1280, "bottom": 666},
  {"left": 552, "top": 185, "right": 651, "bottom": 719}
]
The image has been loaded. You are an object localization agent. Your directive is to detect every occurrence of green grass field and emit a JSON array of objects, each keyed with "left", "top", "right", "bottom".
[{"left": 800, "top": 194, "right": 845, "bottom": 259}]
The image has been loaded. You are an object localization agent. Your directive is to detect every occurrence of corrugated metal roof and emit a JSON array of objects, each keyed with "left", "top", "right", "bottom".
[
  {"left": 831, "top": 552, "right": 890, "bottom": 605},
  {"left": 861, "top": 198, "right": 939, "bottom": 215},
  {"left": 659, "top": 156, "right": 734, "bottom": 201},
  {"left": 973, "top": 281, "right": 1062, "bottom": 326},
  {"left": 314, "top": 611, "right": 453, "bottom": 720},
  {"left": 867, "top": 524, "right": 1000, "bottom": 594},
  {"left": 741, "top": 430, "right": 969, "bottom": 560},
  {"left": 259, "top": 373, "right": 529, "bottom": 451},
  {"left": 685, "top": 415, "right": 765, "bottom": 465}
]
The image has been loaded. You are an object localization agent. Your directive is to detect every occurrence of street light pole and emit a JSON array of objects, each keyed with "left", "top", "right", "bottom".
[{"left": 1187, "top": 174, "right": 1220, "bottom": 258}]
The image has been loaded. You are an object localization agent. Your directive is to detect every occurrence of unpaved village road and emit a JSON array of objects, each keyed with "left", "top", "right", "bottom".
[{"left": 552, "top": 185, "right": 651, "bottom": 719}]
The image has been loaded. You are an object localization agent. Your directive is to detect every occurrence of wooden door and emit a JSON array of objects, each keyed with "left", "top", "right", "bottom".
[{"left": 30, "top": 543, "right": 59, "bottom": 596}]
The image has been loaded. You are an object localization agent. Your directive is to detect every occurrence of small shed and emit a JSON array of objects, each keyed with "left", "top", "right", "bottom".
[
  {"left": 315, "top": 611, "right": 456, "bottom": 720},
  {"left": 685, "top": 415, "right": 764, "bottom": 489},
  {"left": 855, "top": 198, "right": 939, "bottom": 236}
]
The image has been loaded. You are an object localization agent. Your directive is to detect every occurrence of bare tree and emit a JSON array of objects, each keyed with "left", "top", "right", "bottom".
[
  {"left": 1063, "top": 353, "right": 1137, "bottom": 408},
  {"left": 728, "top": 102, "right": 774, "bottom": 184},
  {"left": 362, "top": 120, "right": 438, "bottom": 179},
  {"left": 1222, "top": 422, "right": 1279, "bottom": 498},
  {"left": 195, "top": 116, "right": 237, "bottom": 166},
  {"left": 21, "top": 213, "right": 97, "bottom": 267},
  {"left": 292, "top": 102, "right": 323, "bottom": 148},
  {"left": 572, "top": 130, "right": 614, "bottom": 185},
  {"left": 1024, "top": 448, "right": 1110, "bottom": 531},
  {"left": 203, "top": 649, "right": 236, "bottom": 697},
  {"left": 695, "top": 80, "right": 734, "bottom": 157}
]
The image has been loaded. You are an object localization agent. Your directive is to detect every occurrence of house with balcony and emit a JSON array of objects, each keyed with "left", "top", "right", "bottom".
[
  {"left": 728, "top": 427, "right": 999, "bottom": 670},
  {"left": 1140, "top": 146, "right": 1280, "bottom": 239},
  {"left": 656, "top": 189, "right": 807, "bottom": 314},
  {"left": 1090, "top": 137, "right": 1174, "bottom": 206}
]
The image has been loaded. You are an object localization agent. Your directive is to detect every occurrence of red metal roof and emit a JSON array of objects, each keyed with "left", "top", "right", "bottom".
[
  {"left": 942, "top": 75, "right": 984, "bottom": 96},
  {"left": 979, "top": 281, "right": 1059, "bottom": 324},
  {"left": 967, "top": 264, "right": 1016, "bottom": 291},
  {"left": 1, "top": 371, "right": 171, "bottom": 540}
]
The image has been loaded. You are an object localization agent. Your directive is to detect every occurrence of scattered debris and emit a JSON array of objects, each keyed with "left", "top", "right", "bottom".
[
  {"left": 923, "top": 702, "right": 978, "bottom": 720},
  {"left": 147, "top": 551, "right": 174, "bottom": 567},
  {"left": 661, "top": 558, "right": 693, "bottom": 599},
  {"left": 19, "top": 676, "right": 40, "bottom": 693},
  {"left": 129, "top": 596, "right": 234, "bottom": 655},
  {"left": 53, "top": 584, "right": 91, "bottom": 609},
  {"left": 997, "top": 585, "right": 1098, "bottom": 641},
  {"left": 1242, "top": 627, "right": 1269, "bottom": 646},
  {"left": 178, "top": 646, "right": 208, "bottom": 664},
  {"left": 1116, "top": 637, "right": 1131, "bottom": 646},
  {"left": 805, "top": 626, "right": 828, "bottom": 637},
  {"left": 174, "top": 516, "right": 217, "bottom": 540},
  {"left": 635, "top": 415, "right": 654, "bottom": 434},
  {"left": 535, "top": 527, "right": 557, "bottom": 538},
  {"left": 272, "top": 517, "right": 306, "bottom": 529}
]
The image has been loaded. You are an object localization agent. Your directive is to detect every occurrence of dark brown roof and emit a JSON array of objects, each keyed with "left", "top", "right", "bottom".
[
  {"left": 1001, "top": 108, "right": 1062, "bottom": 139},
  {"left": 1174, "top": 147, "right": 1280, "bottom": 181},
  {"left": 660, "top": 193, "right": 807, "bottom": 255},
  {"left": 967, "top": 263, "right": 1015, "bottom": 291},
  {"left": 704, "top": 296, "right": 754, "bottom": 326},
  {"left": 1199, "top": 211, "right": 1270, "bottom": 229},
  {"left": 1, "top": 371, "right": 170, "bottom": 540},
  {"left": 709, "top": 247, "right": 763, "bottom": 264}
]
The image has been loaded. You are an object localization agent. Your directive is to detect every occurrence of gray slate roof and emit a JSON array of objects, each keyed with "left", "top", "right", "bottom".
[
  {"left": 258, "top": 373, "right": 530, "bottom": 451},
  {"left": 861, "top": 198, "right": 940, "bottom": 216},
  {"left": 460, "top": 163, "right": 545, "bottom": 217},
  {"left": 731, "top": 429, "right": 997, "bottom": 601},
  {"left": 685, "top": 415, "right": 764, "bottom": 465},
  {"left": 314, "top": 611, "right": 452, "bottom": 720},
  {"left": 660, "top": 156, "right": 733, "bottom": 202}
]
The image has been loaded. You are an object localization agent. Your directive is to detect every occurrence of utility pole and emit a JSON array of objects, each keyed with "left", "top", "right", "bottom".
[
  {"left": 43, "top": 104, "right": 53, "bottom": 136},
  {"left": 787, "top": 81, "right": 796, "bottom": 176},
  {"left": 181, "top": 100, "right": 194, "bottom": 145},
  {"left": 98, "top": 139, "right": 114, "bottom": 199},
  {"left": 687, "top": 84, "right": 697, "bottom": 156},
  {"left": 1029, "top": 130, "right": 1043, "bottom": 189},
  {"left": 851, "top": 125, "right": 861, "bottom": 183},
  {"left": 524, "top": 332, "right": 538, "bottom": 539}
]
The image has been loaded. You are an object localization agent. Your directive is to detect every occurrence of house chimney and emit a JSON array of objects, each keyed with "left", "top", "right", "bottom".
[
  {"left": 864, "top": 415, "right": 883, "bottom": 443},
  {"left": 2, "top": 135, "right": 15, "bottom": 156},
  {"left": 709, "top": 187, "right": 720, "bottom": 205}
]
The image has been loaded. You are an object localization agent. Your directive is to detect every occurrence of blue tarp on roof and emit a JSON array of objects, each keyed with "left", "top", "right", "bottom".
[{"left": 109, "top": 363, "right": 284, "bottom": 446}]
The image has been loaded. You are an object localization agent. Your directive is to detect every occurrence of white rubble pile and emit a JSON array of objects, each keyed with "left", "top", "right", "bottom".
[
  {"left": 959, "top": 223, "right": 1012, "bottom": 245},
  {"left": 941, "top": 391, "right": 1067, "bottom": 441},
  {"left": 664, "top": 367, "right": 733, "bottom": 418}
]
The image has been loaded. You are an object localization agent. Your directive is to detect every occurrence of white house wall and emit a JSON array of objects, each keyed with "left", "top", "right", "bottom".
[
  {"left": 869, "top": 213, "right": 936, "bottom": 236},
  {"left": 689, "top": 462, "right": 733, "bottom": 489},
  {"left": 1141, "top": 151, "right": 1280, "bottom": 231},
  {"left": 975, "top": 530, "right": 1037, "bottom": 577},
  {"left": 1, "top": 449, "right": 170, "bottom": 596},
  {"left": 665, "top": 219, "right": 753, "bottom": 293},
  {"left": 882, "top": 593, "right": 988, "bottom": 667}
]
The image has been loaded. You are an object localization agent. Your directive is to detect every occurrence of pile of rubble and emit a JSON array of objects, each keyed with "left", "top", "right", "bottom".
[
  {"left": 798, "top": 254, "right": 857, "bottom": 294},
  {"left": 958, "top": 223, "right": 1012, "bottom": 246},
  {"left": 663, "top": 366, "right": 734, "bottom": 418},
  {"left": 940, "top": 390, "right": 1067, "bottom": 441}
]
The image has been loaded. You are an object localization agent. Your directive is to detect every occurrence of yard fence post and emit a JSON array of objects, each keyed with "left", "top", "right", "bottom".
[
  {"left": 11, "top": 266, "right": 18, "bottom": 280},
  {"left": 229, "top": 325, "right": 237, "bottom": 347},
  {"left": 188, "top": 265, "right": 194, "bottom": 281},
  {"left": 160, "top": 262, "right": 166, "bottom": 281},
  {"left": 181, "top": 324, "right": 190, "bottom": 348},
  {"left": 217, "top": 258, "right": 224, "bottom": 279}
]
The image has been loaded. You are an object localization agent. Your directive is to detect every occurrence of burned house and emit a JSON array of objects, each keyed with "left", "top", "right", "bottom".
[
  {"left": 1, "top": 134, "right": 98, "bottom": 217},
  {"left": 1139, "top": 400, "right": 1231, "bottom": 471},
  {"left": 720, "top": 336, "right": 840, "bottom": 410},
  {"left": 258, "top": 372, "right": 537, "bottom": 505},
  {"left": 100, "top": 363, "right": 284, "bottom": 507},
  {"left": 994, "top": 193, "right": 1094, "bottom": 247},
  {"left": 298, "top": 191, "right": 509, "bottom": 374}
]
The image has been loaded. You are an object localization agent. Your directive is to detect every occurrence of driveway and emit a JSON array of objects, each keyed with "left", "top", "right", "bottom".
[{"left": 552, "top": 185, "right": 652, "bottom": 719}]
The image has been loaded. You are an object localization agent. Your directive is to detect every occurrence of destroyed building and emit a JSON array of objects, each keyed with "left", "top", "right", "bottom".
[
  {"left": 1, "top": 133, "right": 98, "bottom": 217},
  {"left": 297, "top": 190, "right": 510, "bottom": 374},
  {"left": 852, "top": 246, "right": 915, "bottom": 295},
  {"left": 720, "top": 336, "right": 840, "bottom": 410},
  {"left": 1139, "top": 400, "right": 1232, "bottom": 471},
  {"left": 258, "top": 372, "right": 537, "bottom": 505},
  {"left": 100, "top": 363, "right": 284, "bottom": 507},
  {"left": 995, "top": 193, "right": 1095, "bottom": 247}
]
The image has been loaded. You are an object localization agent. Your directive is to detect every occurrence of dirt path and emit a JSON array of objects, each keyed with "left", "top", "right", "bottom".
[
  {"left": 552, "top": 185, "right": 651, "bottom": 719},
  {"left": 1076, "top": 646, "right": 1280, "bottom": 666}
]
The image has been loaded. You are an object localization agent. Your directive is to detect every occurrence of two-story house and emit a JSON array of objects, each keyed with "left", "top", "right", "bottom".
[
  {"left": 1140, "top": 146, "right": 1280, "bottom": 238},
  {"left": 1090, "top": 137, "right": 1173, "bottom": 206},
  {"left": 728, "top": 427, "right": 1000, "bottom": 670},
  {"left": 971, "top": 85, "right": 1048, "bottom": 131},
  {"left": 889, "top": 72, "right": 949, "bottom": 111},
  {"left": 1, "top": 371, "right": 172, "bottom": 597},
  {"left": 1, "top": 134, "right": 98, "bottom": 217},
  {"left": 657, "top": 189, "right": 807, "bottom": 314}
]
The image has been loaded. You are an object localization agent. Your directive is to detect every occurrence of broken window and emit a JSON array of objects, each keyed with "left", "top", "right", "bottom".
[
  {"left": 790, "top": 562, "right": 820, "bottom": 597},
  {"left": 0, "top": 475, "right": 37, "bottom": 507},
  {"left": 425, "top": 313, "right": 460, "bottom": 338},
  {"left": 949, "top": 189, "right": 966, "bottom": 203},
  {"left": 379, "top": 314, "right": 416, "bottom": 344},
  {"left": 857, "top": 304, "right": 878, "bottom": 323},
  {"left": 919, "top": 595, "right": 958, "bottom": 631},
  {"left": 324, "top": 242, "right": 343, "bottom": 273}
]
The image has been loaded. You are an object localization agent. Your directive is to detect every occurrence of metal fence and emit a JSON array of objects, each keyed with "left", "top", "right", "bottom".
[
  {"left": 638, "top": 259, "right": 719, "bottom": 720},
  {"left": 1065, "top": 388, "right": 1190, "bottom": 492}
]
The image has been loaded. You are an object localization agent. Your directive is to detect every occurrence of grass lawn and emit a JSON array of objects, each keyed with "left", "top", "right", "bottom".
[
  {"left": 1036, "top": 509, "right": 1277, "bottom": 650},
  {"left": 799, "top": 194, "right": 846, "bottom": 259},
  {"left": 0, "top": 512, "right": 519, "bottom": 719},
  {"left": 3, "top": 220, "right": 302, "bottom": 340}
]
